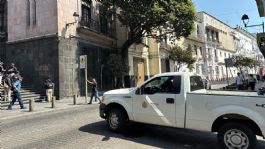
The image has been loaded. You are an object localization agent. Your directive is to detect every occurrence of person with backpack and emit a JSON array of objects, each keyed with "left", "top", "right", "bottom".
[
  {"left": 7, "top": 75, "right": 26, "bottom": 110},
  {"left": 87, "top": 78, "right": 101, "bottom": 104}
]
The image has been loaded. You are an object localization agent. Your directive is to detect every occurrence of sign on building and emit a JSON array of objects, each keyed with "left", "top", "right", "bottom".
[{"left": 80, "top": 55, "right": 87, "bottom": 69}]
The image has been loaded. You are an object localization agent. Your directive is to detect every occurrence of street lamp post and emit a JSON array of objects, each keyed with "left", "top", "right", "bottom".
[{"left": 241, "top": 14, "right": 264, "bottom": 33}]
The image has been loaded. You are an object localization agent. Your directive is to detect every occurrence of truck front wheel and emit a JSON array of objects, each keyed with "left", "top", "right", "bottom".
[
  {"left": 217, "top": 123, "right": 257, "bottom": 149},
  {"left": 107, "top": 108, "right": 126, "bottom": 132}
]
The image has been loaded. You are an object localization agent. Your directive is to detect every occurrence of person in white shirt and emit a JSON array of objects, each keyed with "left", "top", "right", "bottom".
[{"left": 235, "top": 73, "right": 244, "bottom": 90}]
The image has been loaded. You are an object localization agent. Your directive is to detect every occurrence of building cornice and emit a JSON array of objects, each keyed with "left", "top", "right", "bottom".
[{"left": 7, "top": 33, "right": 58, "bottom": 44}]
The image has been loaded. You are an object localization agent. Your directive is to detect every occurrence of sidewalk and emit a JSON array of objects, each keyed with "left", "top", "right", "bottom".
[
  {"left": 0, "top": 96, "right": 100, "bottom": 121},
  {"left": 210, "top": 84, "right": 228, "bottom": 90}
]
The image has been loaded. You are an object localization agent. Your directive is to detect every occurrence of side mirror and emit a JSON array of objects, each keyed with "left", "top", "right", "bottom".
[{"left": 135, "top": 88, "right": 141, "bottom": 95}]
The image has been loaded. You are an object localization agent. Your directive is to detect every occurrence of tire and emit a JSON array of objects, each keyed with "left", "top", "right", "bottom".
[
  {"left": 107, "top": 108, "right": 126, "bottom": 132},
  {"left": 217, "top": 123, "right": 257, "bottom": 149}
]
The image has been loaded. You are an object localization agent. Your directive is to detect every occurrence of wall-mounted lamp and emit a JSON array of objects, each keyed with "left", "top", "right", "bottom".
[
  {"left": 65, "top": 12, "right": 80, "bottom": 28},
  {"left": 241, "top": 14, "right": 264, "bottom": 33}
]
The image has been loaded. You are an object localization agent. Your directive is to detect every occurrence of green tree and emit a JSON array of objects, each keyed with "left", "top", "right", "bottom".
[
  {"left": 106, "top": 53, "right": 129, "bottom": 88},
  {"left": 233, "top": 55, "right": 257, "bottom": 72},
  {"left": 99, "top": 0, "right": 196, "bottom": 59},
  {"left": 169, "top": 46, "right": 196, "bottom": 71}
]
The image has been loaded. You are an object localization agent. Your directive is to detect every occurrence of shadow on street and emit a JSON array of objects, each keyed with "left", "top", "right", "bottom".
[
  {"left": 79, "top": 121, "right": 215, "bottom": 149},
  {"left": 79, "top": 121, "right": 265, "bottom": 149}
]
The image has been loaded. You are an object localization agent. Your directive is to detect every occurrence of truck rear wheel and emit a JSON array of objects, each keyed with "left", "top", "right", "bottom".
[
  {"left": 107, "top": 108, "right": 126, "bottom": 132},
  {"left": 217, "top": 123, "right": 257, "bottom": 149}
]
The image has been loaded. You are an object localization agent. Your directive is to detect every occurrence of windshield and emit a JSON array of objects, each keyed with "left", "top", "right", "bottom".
[{"left": 190, "top": 76, "right": 204, "bottom": 92}]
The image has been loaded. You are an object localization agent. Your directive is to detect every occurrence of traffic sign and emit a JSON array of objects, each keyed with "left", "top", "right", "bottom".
[
  {"left": 225, "top": 58, "right": 234, "bottom": 67},
  {"left": 80, "top": 55, "right": 87, "bottom": 69}
]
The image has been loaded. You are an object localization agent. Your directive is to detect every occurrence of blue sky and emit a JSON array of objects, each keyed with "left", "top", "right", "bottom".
[{"left": 193, "top": 0, "right": 265, "bottom": 33}]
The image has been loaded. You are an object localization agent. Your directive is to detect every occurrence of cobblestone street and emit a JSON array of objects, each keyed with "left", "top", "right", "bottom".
[{"left": 0, "top": 104, "right": 265, "bottom": 149}]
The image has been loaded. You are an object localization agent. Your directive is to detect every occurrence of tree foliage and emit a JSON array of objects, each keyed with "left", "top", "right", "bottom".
[
  {"left": 105, "top": 53, "right": 129, "bottom": 88},
  {"left": 233, "top": 55, "right": 257, "bottom": 70},
  {"left": 106, "top": 53, "right": 129, "bottom": 76},
  {"left": 169, "top": 46, "right": 196, "bottom": 71},
  {"left": 98, "top": 0, "right": 196, "bottom": 58}
]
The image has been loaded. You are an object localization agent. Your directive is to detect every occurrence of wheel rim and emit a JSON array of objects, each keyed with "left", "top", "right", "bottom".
[
  {"left": 224, "top": 129, "right": 249, "bottom": 149},
  {"left": 109, "top": 112, "right": 119, "bottom": 129}
]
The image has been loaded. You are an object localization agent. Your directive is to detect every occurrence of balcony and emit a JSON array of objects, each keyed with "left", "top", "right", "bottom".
[
  {"left": 78, "top": 18, "right": 115, "bottom": 38},
  {"left": 188, "top": 34, "right": 205, "bottom": 43},
  {"left": 206, "top": 40, "right": 222, "bottom": 48}
]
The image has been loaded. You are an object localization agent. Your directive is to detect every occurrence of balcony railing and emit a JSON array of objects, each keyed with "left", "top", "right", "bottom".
[{"left": 79, "top": 18, "right": 115, "bottom": 38}]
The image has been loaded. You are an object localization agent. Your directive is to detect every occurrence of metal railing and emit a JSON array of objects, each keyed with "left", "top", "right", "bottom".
[{"left": 79, "top": 18, "right": 115, "bottom": 38}]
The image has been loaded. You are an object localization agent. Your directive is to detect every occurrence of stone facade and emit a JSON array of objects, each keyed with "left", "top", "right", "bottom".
[
  {"left": 7, "top": 0, "right": 57, "bottom": 42},
  {"left": 6, "top": 36, "right": 59, "bottom": 97},
  {"left": 2, "top": 0, "right": 117, "bottom": 99}
]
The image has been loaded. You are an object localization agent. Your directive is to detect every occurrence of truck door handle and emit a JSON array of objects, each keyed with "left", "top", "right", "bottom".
[{"left": 166, "top": 98, "right": 174, "bottom": 104}]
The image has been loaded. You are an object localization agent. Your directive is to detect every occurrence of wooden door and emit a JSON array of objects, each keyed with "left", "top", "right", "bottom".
[{"left": 136, "top": 62, "right": 145, "bottom": 86}]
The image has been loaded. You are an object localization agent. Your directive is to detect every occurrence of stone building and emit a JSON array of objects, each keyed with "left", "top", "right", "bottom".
[
  {"left": 0, "top": 0, "right": 7, "bottom": 60},
  {"left": 233, "top": 26, "right": 264, "bottom": 75},
  {"left": 2, "top": 0, "right": 117, "bottom": 99},
  {"left": 197, "top": 12, "right": 236, "bottom": 80}
]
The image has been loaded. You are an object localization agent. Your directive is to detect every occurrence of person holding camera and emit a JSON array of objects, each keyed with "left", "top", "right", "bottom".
[{"left": 7, "top": 75, "right": 26, "bottom": 110}]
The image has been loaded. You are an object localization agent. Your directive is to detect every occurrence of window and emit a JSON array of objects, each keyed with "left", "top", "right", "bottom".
[
  {"left": 216, "top": 32, "right": 219, "bottom": 42},
  {"left": 32, "top": 0, "right": 37, "bottom": 25},
  {"left": 199, "top": 47, "right": 202, "bottom": 56},
  {"left": 25, "top": 0, "right": 36, "bottom": 26},
  {"left": 141, "top": 76, "right": 181, "bottom": 94},
  {"left": 0, "top": 1, "right": 7, "bottom": 32},
  {"left": 81, "top": 0, "right": 92, "bottom": 27},
  {"left": 211, "top": 31, "right": 215, "bottom": 41},
  {"left": 188, "top": 44, "right": 191, "bottom": 50},
  {"left": 197, "top": 25, "right": 200, "bottom": 35},
  {"left": 194, "top": 45, "right": 197, "bottom": 55},
  {"left": 214, "top": 50, "right": 217, "bottom": 58},
  {"left": 190, "top": 76, "right": 204, "bottom": 91},
  {"left": 26, "top": 0, "right": 30, "bottom": 26}
]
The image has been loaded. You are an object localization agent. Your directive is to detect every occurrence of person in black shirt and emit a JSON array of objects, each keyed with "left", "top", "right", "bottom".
[
  {"left": 87, "top": 78, "right": 101, "bottom": 104},
  {"left": 44, "top": 78, "right": 54, "bottom": 102}
]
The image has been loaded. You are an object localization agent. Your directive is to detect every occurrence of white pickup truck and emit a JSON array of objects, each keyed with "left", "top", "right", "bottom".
[{"left": 99, "top": 72, "right": 265, "bottom": 149}]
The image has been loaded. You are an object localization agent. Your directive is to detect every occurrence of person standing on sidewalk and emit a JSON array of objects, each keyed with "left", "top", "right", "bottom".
[
  {"left": 87, "top": 78, "right": 101, "bottom": 104},
  {"left": 44, "top": 78, "right": 54, "bottom": 102},
  {"left": 248, "top": 74, "right": 257, "bottom": 91},
  {"left": 8, "top": 75, "right": 26, "bottom": 110},
  {"left": 235, "top": 73, "right": 244, "bottom": 90}
]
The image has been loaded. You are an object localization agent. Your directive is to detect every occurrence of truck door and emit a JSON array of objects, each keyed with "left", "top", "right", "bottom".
[{"left": 133, "top": 76, "right": 183, "bottom": 127}]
